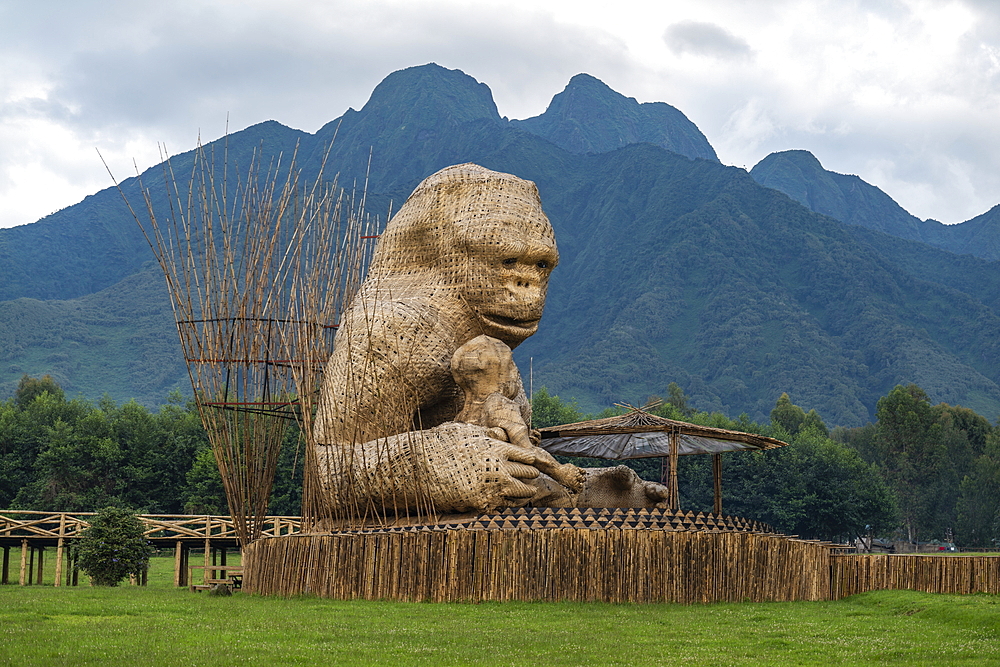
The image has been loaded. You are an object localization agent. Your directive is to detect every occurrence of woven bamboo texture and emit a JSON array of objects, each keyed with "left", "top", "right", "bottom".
[
  {"left": 831, "top": 554, "right": 1000, "bottom": 598},
  {"left": 243, "top": 527, "right": 831, "bottom": 603},
  {"left": 311, "top": 163, "right": 564, "bottom": 524}
]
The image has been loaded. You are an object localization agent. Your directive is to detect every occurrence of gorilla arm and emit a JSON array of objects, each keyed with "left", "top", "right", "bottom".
[{"left": 313, "top": 302, "right": 557, "bottom": 513}]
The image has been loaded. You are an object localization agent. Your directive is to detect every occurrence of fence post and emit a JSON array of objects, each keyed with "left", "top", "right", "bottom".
[
  {"left": 55, "top": 538, "right": 64, "bottom": 587},
  {"left": 174, "top": 540, "right": 184, "bottom": 587}
]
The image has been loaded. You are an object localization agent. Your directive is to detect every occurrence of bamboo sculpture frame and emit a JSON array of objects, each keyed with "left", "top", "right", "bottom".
[{"left": 118, "top": 140, "right": 376, "bottom": 544}]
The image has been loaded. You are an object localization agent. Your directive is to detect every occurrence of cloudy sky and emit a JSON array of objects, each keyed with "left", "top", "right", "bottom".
[{"left": 2, "top": 0, "right": 999, "bottom": 229}]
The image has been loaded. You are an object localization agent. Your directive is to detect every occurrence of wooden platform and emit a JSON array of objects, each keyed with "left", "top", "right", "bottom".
[{"left": 0, "top": 511, "right": 300, "bottom": 586}]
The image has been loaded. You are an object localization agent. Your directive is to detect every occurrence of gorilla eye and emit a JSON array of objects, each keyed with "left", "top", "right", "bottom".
[
  {"left": 502, "top": 258, "right": 517, "bottom": 266},
  {"left": 536, "top": 260, "right": 549, "bottom": 269}
]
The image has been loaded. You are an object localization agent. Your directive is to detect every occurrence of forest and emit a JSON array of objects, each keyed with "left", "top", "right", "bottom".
[{"left": 1, "top": 374, "right": 997, "bottom": 546}]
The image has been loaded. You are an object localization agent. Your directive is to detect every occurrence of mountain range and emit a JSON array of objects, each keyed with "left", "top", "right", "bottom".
[{"left": 2, "top": 63, "right": 998, "bottom": 427}]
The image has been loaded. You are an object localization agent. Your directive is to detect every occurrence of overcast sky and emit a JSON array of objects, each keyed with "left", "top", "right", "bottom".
[{"left": 2, "top": 0, "right": 999, "bottom": 229}]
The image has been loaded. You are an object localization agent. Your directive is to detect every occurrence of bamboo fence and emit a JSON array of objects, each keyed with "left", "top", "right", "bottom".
[
  {"left": 830, "top": 553, "right": 1000, "bottom": 598},
  {"left": 243, "top": 527, "right": 832, "bottom": 603}
]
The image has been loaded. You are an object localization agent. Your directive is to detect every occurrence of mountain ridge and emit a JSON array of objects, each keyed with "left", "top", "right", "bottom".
[
  {"left": 750, "top": 149, "right": 1000, "bottom": 261},
  {"left": 512, "top": 73, "right": 718, "bottom": 161},
  {"left": 2, "top": 63, "right": 999, "bottom": 426}
]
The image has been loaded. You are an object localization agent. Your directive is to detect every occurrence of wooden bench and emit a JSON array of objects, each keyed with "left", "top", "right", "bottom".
[{"left": 188, "top": 565, "right": 244, "bottom": 592}]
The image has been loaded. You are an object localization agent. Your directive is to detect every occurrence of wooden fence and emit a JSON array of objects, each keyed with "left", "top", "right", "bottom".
[
  {"left": 830, "top": 553, "right": 1000, "bottom": 598},
  {"left": 243, "top": 529, "right": 833, "bottom": 603},
  {"left": 0, "top": 510, "right": 301, "bottom": 587}
]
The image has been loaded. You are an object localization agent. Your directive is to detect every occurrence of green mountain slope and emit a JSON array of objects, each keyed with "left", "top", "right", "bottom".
[
  {"left": 1, "top": 64, "right": 998, "bottom": 425},
  {"left": 750, "top": 150, "right": 1000, "bottom": 261},
  {"left": 507, "top": 144, "right": 1000, "bottom": 424},
  {"left": 0, "top": 265, "right": 185, "bottom": 400}
]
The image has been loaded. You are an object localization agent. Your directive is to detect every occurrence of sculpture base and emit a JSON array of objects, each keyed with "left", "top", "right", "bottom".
[{"left": 243, "top": 508, "right": 834, "bottom": 603}]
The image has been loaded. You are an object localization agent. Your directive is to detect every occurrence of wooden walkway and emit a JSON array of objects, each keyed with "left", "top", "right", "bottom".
[{"left": 0, "top": 510, "right": 301, "bottom": 587}]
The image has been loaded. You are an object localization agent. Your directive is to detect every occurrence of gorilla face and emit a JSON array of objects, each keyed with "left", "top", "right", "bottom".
[
  {"left": 463, "top": 215, "right": 559, "bottom": 347},
  {"left": 361, "top": 163, "right": 558, "bottom": 349}
]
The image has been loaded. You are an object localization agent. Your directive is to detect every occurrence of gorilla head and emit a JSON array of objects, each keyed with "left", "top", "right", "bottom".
[{"left": 365, "top": 164, "right": 558, "bottom": 348}]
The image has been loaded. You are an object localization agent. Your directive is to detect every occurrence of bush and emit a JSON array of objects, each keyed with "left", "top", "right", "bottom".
[{"left": 76, "top": 506, "right": 154, "bottom": 586}]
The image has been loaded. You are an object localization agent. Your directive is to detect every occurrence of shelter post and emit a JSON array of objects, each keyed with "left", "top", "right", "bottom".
[
  {"left": 668, "top": 431, "right": 679, "bottom": 511},
  {"left": 1, "top": 545, "right": 9, "bottom": 584},
  {"left": 65, "top": 544, "right": 75, "bottom": 586},
  {"left": 712, "top": 453, "right": 723, "bottom": 515},
  {"left": 174, "top": 541, "right": 188, "bottom": 587},
  {"left": 19, "top": 539, "right": 27, "bottom": 585},
  {"left": 203, "top": 538, "right": 211, "bottom": 586}
]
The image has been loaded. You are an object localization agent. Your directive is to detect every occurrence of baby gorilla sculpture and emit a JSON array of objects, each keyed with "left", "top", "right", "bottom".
[{"left": 313, "top": 163, "right": 667, "bottom": 515}]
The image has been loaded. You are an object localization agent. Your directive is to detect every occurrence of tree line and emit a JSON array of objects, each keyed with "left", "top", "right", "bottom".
[
  {"left": 2, "top": 374, "right": 997, "bottom": 546},
  {"left": 0, "top": 375, "right": 302, "bottom": 516}
]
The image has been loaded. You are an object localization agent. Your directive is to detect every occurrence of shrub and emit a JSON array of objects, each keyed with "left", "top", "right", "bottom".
[{"left": 76, "top": 506, "right": 154, "bottom": 586}]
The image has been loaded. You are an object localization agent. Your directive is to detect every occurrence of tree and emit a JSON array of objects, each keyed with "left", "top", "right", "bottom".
[
  {"left": 801, "top": 409, "right": 828, "bottom": 437},
  {"left": 666, "top": 382, "right": 693, "bottom": 417},
  {"left": 14, "top": 374, "right": 64, "bottom": 409},
  {"left": 76, "top": 506, "right": 153, "bottom": 586},
  {"left": 182, "top": 447, "right": 228, "bottom": 515},
  {"left": 770, "top": 393, "right": 806, "bottom": 435},
  {"left": 530, "top": 387, "right": 584, "bottom": 429}
]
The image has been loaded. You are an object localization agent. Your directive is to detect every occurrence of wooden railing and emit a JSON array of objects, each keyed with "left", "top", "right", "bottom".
[
  {"left": 0, "top": 510, "right": 302, "bottom": 587},
  {"left": 0, "top": 510, "right": 302, "bottom": 542}
]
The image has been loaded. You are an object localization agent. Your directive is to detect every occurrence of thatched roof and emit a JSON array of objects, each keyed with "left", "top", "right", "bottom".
[{"left": 538, "top": 409, "right": 789, "bottom": 459}]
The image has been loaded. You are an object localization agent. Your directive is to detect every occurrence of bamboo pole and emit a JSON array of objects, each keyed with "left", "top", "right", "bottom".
[
  {"left": 174, "top": 541, "right": 183, "bottom": 587},
  {"left": 204, "top": 528, "right": 211, "bottom": 586},
  {"left": 54, "top": 512, "right": 66, "bottom": 587}
]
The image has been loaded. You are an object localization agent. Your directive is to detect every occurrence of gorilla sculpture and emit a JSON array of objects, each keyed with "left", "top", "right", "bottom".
[{"left": 314, "top": 163, "right": 667, "bottom": 516}]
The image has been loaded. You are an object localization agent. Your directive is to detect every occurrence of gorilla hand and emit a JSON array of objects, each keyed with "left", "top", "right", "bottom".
[{"left": 475, "top": 394, "right": 584, "bottom": 493}]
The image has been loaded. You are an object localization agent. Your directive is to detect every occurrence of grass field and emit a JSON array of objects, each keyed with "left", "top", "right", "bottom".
[{"left": 1, "top": 554, "right": 999, "bottom": 666}]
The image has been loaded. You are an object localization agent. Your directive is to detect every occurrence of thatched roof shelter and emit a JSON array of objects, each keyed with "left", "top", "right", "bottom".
[
  {"left": 538, "top": 408, "right": 789, "bottom": 513},
  {"left": 538, "top": 410, "right": 789, "bottom": 459}
]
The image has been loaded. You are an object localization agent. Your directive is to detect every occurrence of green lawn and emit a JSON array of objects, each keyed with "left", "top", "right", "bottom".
[{"left": 1, "top": 555, "right": 998, "bottom": 666}]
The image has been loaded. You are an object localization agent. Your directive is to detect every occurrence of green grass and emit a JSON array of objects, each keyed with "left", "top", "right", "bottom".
[{"left": 1, "top": 555, "right": 999, "bottom": 666}]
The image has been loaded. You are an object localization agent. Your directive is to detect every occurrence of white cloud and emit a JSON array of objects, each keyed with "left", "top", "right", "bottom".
[
  {"left": 2, "top": 0, "right": 1000, "bottom": 227},
  {"left": 663, "top": 21, "right": 752, "bottom": 60}
]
